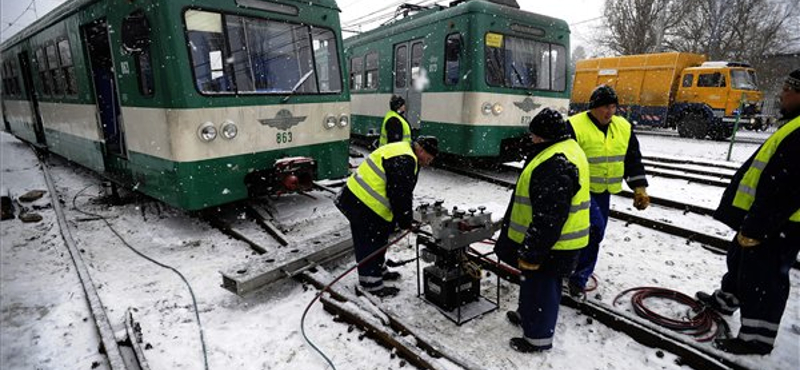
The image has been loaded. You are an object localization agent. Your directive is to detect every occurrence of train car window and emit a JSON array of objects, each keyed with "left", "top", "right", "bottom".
[
  {"left": 484, "top": 33, "right": 566, "bottom": 92},
  {"left": 395, "top": 45, "right": 407, "bottom": 88},
  {"left": 550, "top": 44, "right": 566, "bottom": 91},
  {"left": 365, "top": 52, "right": 378, "bottom": 89},
  {"left": 11, "top": 60, "right": 21, "bottom": 95},
  {"left": 444, "top": 33, "right": 462, "bottom": 86},
  {"left": 311, "top": 28, "right": 342, "bottom": 93},
  {"left": 46, "top": 44, "right": 65, "bottom": 95},
  {"left": 350, "top": 56, "right": 363, "bottom": 90},
  {"left": 35, "top": 48, "right": 52, "bottom": 96},
  {"left": 185, "top": 10, "right": 235, "bottom": 93},
  {"left": 136, "top": 51, "right": 155, "bottom": 96},
  {"left": 698, "top": 72, "right": 725, "bottom": 88},
  {"left": 410, "top": 42, "right": 423, "bottom": 87},
  {"left": 1, "top": 62, "right": 9, "bottom": 95},
  {"left": 484, "top": 35, "right": 505, "bottom": 86},
  {"left": 186, "top": 9, "right": 342, "bottom": 95},
  {"left": 58, "top": 40, "right": 77, "bottom": 95},
  {"left": 682, "top": 74, "right": 694, "bottom": 87}
]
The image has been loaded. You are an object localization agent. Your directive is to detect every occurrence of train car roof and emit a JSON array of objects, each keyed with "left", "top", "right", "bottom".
[
  {"left": 1, "top": 0, "right": 98, "bottom": 51},
  {"left": 1, "top": 0, "right": 341, "bottom": 51},
  {"left": 344, "top": 0, "right": 569, "bottom": 47}
]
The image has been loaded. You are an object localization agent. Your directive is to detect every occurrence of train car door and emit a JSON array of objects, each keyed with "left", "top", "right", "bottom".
[
  {"left": 17, "top": 51, "right": 47, "bottom": 145},
  {"left": 83, "top": 19, "right": 127, "bottom": 159},
  {"left": 393, "top": 40, "right": 424, "bottom": 129}
]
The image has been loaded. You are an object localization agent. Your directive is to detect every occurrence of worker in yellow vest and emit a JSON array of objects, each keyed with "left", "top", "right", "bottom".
[
  {"left": 696, "top": 69, "right": 800, "bottom": 355},
  {"left": 566, "top": 85, "right": 650, "bottom": 297},
  {"left": 493, "top": 108, "right": 590, "bottom": 352},
  {"left": 379, "top": 95, "right": 412, "bottom": 146},
  {"left": 336, "top": 136, "right": 438, "bottom": 298}
]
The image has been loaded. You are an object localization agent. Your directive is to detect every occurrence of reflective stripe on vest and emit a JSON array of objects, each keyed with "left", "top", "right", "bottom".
[
  {"left": 570, "top": 112, "right": 631, "bottom": 194},
  {"left": 733, "top": 116, "right": 800, "bottom": 222},
  {"left": 507, "top": 139, "right": 591, "bottom": 250},
  {"left": 346, "top": 141, "right": 418, "bottom": 221},
  {"left": 379, "top": 110, "right": 412, "bottom": 146}
]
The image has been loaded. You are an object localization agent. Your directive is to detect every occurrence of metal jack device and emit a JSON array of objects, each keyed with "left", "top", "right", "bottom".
[{"left": 414, "top": 200, "right": 499, "bottom": 325}]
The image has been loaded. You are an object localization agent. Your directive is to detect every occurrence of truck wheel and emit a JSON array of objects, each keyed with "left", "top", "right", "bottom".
[{"left": 677, "top": 111, "right": 707, "bottom": 139}]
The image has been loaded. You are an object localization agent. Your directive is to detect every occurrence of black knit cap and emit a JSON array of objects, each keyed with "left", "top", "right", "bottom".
[
  {"left": 415, "top": 136, "right": 439, "bottom": 157},
  {"left": 786, "top": 69, "right": 800, "bottom": 91},
  {"left": 588, "top": 85, "right": 619, "bottom": 109},
  {"left": 529, "top": 108, "right": 569, "bottom": 141},
  {"left": 390, "top": 95, "right": 406, "bottom": 111}
]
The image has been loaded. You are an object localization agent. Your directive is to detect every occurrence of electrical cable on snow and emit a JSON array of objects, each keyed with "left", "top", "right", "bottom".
[
  {"left": 613, "top": 286, "right": 730, "bottom": 342},
  {"left": 300, "top": 229, "right": 411, "bottom": 370},
  {"left": 72, "top": 185, "right": 210, "bottom": 370}
]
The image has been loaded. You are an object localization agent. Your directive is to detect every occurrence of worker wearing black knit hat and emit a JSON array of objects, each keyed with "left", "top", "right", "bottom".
[
  {"left": 380, "top": 95, "right": 411, "bottom": 146},
  {"left": 565, "top": 84, "right": 649, "bottom": 299},
  {"left": 495, "top": 107, "right": 590, "bottom": 353},
  {"left": 696, "top": 68, "right": 800, "bottom": 355}
]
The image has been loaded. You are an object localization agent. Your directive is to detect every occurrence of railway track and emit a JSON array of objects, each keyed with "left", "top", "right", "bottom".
[
  {"left": 441, "top": 162, "right": 798, "bottom": 270},
  {"left": 37, "top": 151, "right": 147, "bottom": 370},
  {"left": 634, "top": 129, "right": 766, "bottom": 145}
]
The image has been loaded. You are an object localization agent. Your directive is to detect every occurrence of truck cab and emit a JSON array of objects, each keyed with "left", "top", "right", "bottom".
[{"left": 676, "top": 62, "right": 764, "bottom": 138}]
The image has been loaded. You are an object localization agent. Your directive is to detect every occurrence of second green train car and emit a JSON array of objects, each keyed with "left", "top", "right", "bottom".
[{"left": 345, "top": 0, "right": 571, "bottom": 160}]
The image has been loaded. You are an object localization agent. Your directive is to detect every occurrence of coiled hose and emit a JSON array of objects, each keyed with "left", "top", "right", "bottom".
[{"left": 613, "top": 287, "right": 730, "bottom": 342}]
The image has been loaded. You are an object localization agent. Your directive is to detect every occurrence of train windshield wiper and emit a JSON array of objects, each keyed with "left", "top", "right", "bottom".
[{"left": 282, "top": 70, "right": 315, "bottom": 103}]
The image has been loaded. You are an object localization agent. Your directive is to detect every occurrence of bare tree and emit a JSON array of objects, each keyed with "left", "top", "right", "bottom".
[
  {"left": 667, "top": 0, "right": 799, "bottom": 64},
  {"left": 600, "top": 0, "right": 691, "bottom": 54}
]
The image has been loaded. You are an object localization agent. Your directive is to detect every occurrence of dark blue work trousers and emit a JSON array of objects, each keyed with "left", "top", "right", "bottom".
[
  {"left": 570, "top": 191, "right": 610, "bottom": 288},
  {"left": 718, "top": 234, "right": 800, "bottom": 349},
  {"left": 346, "top": 210, "right": 393, "bottom": 292},
  {"left": 518, "top": 269, "right": 562, "bottom": 350}
]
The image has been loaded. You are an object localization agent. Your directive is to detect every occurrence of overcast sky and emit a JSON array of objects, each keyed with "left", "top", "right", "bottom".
[{"left": 1, "top": 0, "right": 604, "bottom": 50}]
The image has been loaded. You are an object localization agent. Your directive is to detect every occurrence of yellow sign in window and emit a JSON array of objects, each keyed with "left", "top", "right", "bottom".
[{"left": 485, "top": 33, "right": 503, "bottom": 48}]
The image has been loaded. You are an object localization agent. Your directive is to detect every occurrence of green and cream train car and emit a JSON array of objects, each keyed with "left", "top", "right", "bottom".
[
  {"left": 344, "top": 0, "right": 570, "bottom": 160},
  {"left": 1, "top": 0, "right": 350, "bottom": 211}
]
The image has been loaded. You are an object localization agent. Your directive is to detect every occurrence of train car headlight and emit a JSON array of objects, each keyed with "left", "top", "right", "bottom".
[
  {"left": 220, "top": 120, "right": 238, "bottom": 140},
  {"left": 481, "top": 102, "right": 492, "bottom": 115},
  {"left": 324, "top": 115, "right": 337, "bottom": 129},
  {"left": 338, "top": 114, "right": 349, "bottom": 128},
  {"left": 492, "top": 103, "right": 504, "bottom": 116},
  {"left": 197, "top": 122, "right": 217, "bottom": 142}
]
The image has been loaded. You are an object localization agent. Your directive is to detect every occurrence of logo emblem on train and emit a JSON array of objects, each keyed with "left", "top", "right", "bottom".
[
  {"left": 513, "top": 98, "right": 541, "bottom": 113},
  {"left": 259, "top": 110, "right": 307, "bottom": 131}
]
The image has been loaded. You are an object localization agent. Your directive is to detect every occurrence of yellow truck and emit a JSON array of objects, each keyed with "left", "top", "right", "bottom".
[{"left": 570, "top": 52, "right": 765, "bottom": 140}]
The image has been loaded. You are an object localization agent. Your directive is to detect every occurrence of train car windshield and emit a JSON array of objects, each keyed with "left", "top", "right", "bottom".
[
  {"left": 185, "top": 9, "right": 342, "bottom": 95},
  {"left": 730, "top": 69, "right": 758, "bottom": 90},
  {"left": 484, "top": 33, "right": 566, "bottom": 92}
]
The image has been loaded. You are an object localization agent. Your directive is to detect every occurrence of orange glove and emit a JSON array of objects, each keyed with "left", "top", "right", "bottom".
[
  {"left": 736, "top": 232, "right": 761, "bottom": 248},
  {"left": 633, "top": 187, "right": 650, "bottom": 210},
  {"left": 517, "top": 259, "right": 540, "bottom": 271}
]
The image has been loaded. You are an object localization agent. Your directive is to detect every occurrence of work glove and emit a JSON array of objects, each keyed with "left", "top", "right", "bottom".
[
  {"left": 736, "top": 232, "right": 761, "bottom": 248},
  {"left": 517, "top": 258, "right": 540, "bottom": 271},
  {"left": 633, "top": 187, "right": 650, "bottom": 210}
]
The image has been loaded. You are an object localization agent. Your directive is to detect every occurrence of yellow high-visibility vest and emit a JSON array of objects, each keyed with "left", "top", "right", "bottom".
[
  {"left": 346, "top": 141, "right": 418, "bottom": 221},
  {"left": 379, "top": 110, "right": 411, "bottom": 146},
  {"left": 570, "top": 112, "right": 631, "bottom": 194},
  {"left": 733, "top": 115, "right": 800, "bottom": 222},
  {"left": 507, "top": 139, "right": 591, "bottom": 250}
]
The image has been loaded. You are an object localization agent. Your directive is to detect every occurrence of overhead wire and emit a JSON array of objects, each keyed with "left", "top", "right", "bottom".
[{"left": 1, "top": 0, "right": 37, "bottom": 35}]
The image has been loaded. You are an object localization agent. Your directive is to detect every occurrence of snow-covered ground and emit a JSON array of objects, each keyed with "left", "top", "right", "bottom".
[{"left": 2, "top": 130, "right": 798, "bottom": 370}]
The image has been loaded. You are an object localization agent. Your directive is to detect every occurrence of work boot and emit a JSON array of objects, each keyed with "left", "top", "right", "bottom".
[
  {"left": 382, "top": 270, "right": 401, "bottom": 281},
  {"left": 714, "top": 338, "right": 772, "bottom": 355},
  {"left": 506, "top": 311, "right": 521, "bottom": 328},
  {"left": 568, "top": 282, "right": 585, "bottom": 299},
  {"left": 368, "top": 286, "right": 400, "bottom": 298},
  {"left": 696, "top": 291, "right": 738, "bottom": 315},
  {"left": 509, "top": 338, "right": 550, "bottom": 353}
]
